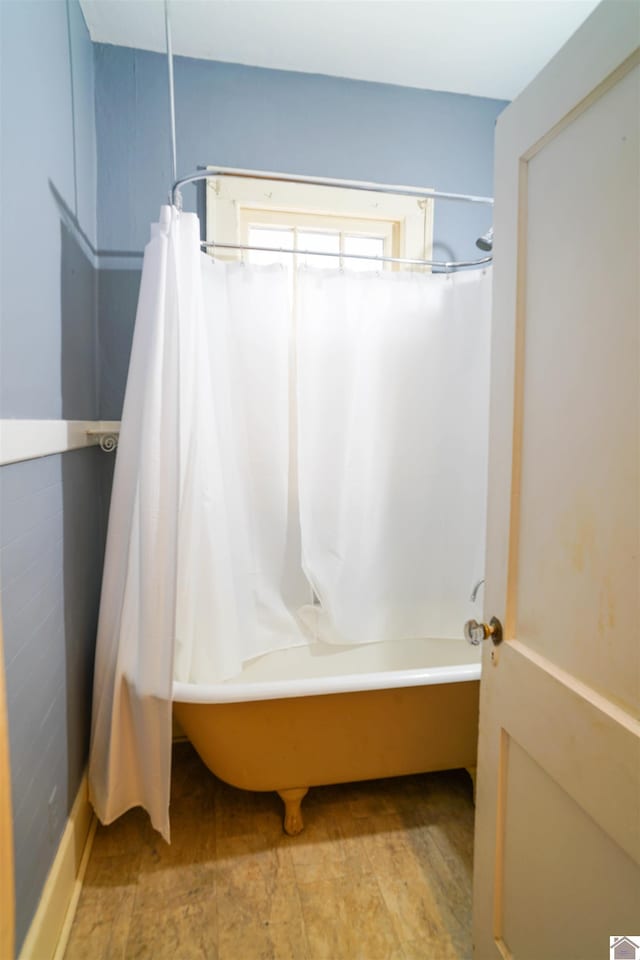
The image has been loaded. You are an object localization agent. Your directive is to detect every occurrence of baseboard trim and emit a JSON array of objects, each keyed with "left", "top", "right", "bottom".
[
  {"left": 52, "top": 816, "right": 97, "bottom": 960},
  {"left": 18, "top": 772, "right": 96, "bottom": 960}
]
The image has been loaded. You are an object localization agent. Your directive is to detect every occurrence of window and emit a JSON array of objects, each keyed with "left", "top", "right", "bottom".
[
  {"left": 244, "top": 214, "right": 391, "bottom": 272},
  {"left": 205, "top": 172, "right": 434, "bottom": 272}
]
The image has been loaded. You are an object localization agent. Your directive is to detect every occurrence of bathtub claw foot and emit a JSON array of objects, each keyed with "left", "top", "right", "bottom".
[{"left": 278, "top": 788, "right": 309, "bottom": 835}]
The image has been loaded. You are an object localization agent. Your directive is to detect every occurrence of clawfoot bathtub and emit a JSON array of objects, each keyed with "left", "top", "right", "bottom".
[{"left": 173, "top": 636, "right": 480, "bottom": 835}]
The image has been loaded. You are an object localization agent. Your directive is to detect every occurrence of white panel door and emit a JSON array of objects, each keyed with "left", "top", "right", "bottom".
[{"left": 472, "top": 2, "right": 640, "bottom": 957}]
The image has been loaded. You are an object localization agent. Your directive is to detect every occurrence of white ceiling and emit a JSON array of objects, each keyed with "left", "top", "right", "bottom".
[{"left": 79, "top": 0, "right": 600, "bottom": 101}]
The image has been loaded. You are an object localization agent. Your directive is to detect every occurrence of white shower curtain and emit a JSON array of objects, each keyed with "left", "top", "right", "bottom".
[
  {"left": 89, "top": 207, "right": 307, "bottom": 840},
  {"left": 89, "top": 205, "right": 491, "bottom": 839},
  {"left": 296, "top": 267, "right": 491, "bottom": 645}
]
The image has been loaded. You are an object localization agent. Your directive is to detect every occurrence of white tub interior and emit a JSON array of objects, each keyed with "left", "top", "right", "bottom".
[{"left": 173, "top": 636, "right": 481, "bottom": 704}]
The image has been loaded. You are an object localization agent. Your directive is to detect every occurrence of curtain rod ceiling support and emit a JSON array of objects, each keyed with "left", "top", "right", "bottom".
[{"left": 164, "top": 0, "right": 178, "bottom": 190}]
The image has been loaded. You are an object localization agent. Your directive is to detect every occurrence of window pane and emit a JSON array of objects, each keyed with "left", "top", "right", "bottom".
[
  {"left": 343, "top": 235, "right": 385, "bottom": 271},
  {"left": 248, "top": 226, "right": 293, "bottom": 266},
  {"left": 297, "top": 230, "right": 340, "bottom": 269}
]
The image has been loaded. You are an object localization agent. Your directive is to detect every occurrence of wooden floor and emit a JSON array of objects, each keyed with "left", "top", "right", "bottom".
[{"left": 65, "top": 742, "right": 475, "bottom": 960}]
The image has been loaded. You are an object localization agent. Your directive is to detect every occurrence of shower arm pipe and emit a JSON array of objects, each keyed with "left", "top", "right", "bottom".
[
  {"left": 171, "top": 167, "right": 494, "bottom": 210},
  {"left": 199, "top": 239, "right": 492, "bottom": 271}
]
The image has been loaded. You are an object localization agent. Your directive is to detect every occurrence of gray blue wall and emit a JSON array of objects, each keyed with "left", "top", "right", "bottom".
[
  {"left": 95, "top": 45, "right": 507, "bottom": 418},
  {"left": 1, "top": 0, "right": 97, "bottom": 419},
  {"left": 0, "top": 1, "right": 106, "bottom": 952}
]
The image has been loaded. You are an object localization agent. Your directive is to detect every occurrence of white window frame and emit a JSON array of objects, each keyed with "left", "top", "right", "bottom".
[{"left": 205, "top": 172, "right": 434, "bottom": 270}]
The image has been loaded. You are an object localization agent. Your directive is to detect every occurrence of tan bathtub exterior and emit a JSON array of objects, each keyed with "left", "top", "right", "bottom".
[{"left": 173, "top": 678, "right": 479, "bottom": 834}]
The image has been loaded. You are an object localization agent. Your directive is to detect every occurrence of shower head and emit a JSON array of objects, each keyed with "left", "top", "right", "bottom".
[{"left": 476, "top": 227, "right": 494, "bottom": 252}]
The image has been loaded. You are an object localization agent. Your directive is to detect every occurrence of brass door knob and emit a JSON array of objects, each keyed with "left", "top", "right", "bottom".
[{"left": 464, "top": 616, "right": 503, "bottom": 646}]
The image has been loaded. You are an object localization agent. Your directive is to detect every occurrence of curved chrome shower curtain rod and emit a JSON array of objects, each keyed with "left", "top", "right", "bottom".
[{"left": 163, "top": 1, "right": 493, "bottom": 271}]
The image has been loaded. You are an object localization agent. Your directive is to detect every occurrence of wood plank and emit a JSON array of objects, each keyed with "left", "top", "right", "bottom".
[{"left": 65, "top": 744, "right": 475, "bottom": 959}]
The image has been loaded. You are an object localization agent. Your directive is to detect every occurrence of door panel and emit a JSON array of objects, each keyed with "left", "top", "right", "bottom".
[
  {"left": 473, "top": 2, "right": 640, "bottom": 956},
  {"left": 516, "top": 64, "right": 639, "bottom": 710},
  {"left": 502, "top": 737, "right": 639, "bottom": 959}
]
